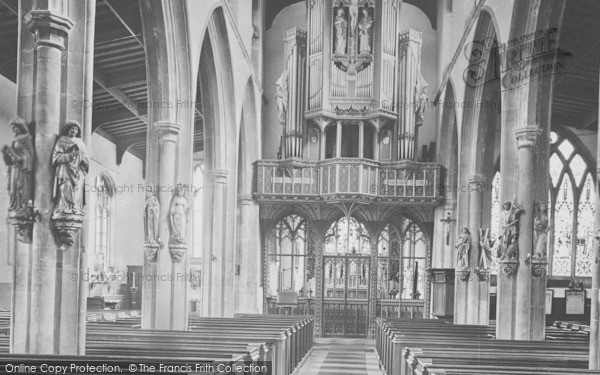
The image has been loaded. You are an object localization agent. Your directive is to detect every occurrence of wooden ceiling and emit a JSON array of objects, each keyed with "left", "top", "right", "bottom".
[
  {"left": 551, "top": 0, "right": 600, "bottom": 131},
  {"left": 0, "top": 0, "right": 204, "bottom": 164}
]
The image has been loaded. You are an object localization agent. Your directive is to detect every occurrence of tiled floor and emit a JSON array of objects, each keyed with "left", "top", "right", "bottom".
[{"left": 297, "top": 338, "right": 383, "bottom": 375}]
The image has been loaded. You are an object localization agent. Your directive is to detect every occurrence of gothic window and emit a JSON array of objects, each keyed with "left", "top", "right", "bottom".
[
  {"left": 191, "top": 164, "right": 204, "bottom": 259},
  {"left": 93, "top": 173, "right": 114, "bottom": 275},
  {"left": 268, "top": 215, "right": 315, "bottom": 298},
  {"left": 377, "top": 218, "right": 427, "bottom": 300},
  {"left": 548, "top": 131, "right": 596, "bottom": 278}
]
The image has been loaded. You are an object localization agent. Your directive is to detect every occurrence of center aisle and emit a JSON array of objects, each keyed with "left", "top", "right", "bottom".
[{"left": 297, "top": 338, "right": 383, "bottom": 375}]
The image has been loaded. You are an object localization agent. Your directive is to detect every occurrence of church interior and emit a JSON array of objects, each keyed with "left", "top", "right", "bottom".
[{"left": 0, "top": 0, "right": 600, "bottom": 373}]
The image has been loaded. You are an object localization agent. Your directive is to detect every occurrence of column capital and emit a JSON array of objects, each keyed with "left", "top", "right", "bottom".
[
  {"left": 514, "top": 126, "right": 542, "bottom": 149},
  {"left": 466, "top": 174, "right": 487, "bottom": 189},
  {"left": 25, "top": 10, "right": 74, "bottom": 51},
  {"left": 238, "top": 194, "right": 253, "bottom": 205},
  {"left": 213, "top": 170, "right": 229, "bottom": 184},
  {"left": 155, "top": 121, "right": 181, "bottom": 143}
]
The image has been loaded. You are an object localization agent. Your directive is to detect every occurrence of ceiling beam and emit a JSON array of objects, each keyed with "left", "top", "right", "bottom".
[
  {"left": 103, "top": 0, "right": 144, "bottom": 48},
  {"left": 0, "top": 0, "right": 18, "bottom": 16},
  {"left": 93, "top": 68, "right": 148, "bottom": 126}
]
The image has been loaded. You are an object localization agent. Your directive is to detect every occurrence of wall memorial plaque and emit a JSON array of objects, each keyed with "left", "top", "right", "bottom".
[
  {"left": 565, "top": 289, "right": 585, "bottom": 315},
  {"left": 545, "top": 289, "right": 553, "bottom": 315}
]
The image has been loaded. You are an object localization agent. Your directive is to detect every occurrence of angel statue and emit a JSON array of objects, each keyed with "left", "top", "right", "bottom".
[
  {"left": 478, "top": 228, "right": 495, "bottom": 270},
  {"left": 497, "top": 199, "right": 524, "bottom": 260},
  {"left": 334, "top": 8, "right": 348, "bottom": 54},
  {"left": 2, "top": 117, "right": 33, "bottom": 216},
  {"left": 52, "top": 121, "right": 89, "bottom": 216},
  {"left": 168, "top": 184, "right": 190, "bottom": 245},
  {"left": 455, "top": 227, "right": 471, "bottom": 269},
  {"left": 533, "top": 202, "right": 549, "bottom": 259}
]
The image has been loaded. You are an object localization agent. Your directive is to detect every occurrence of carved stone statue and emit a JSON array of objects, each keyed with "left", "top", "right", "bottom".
[
  {"left": 497, "top": 200, "right": 524, "bottom": 260},
  {"left": 2, "top": 117, "right": 33, "bottom": 216},
  {"left": 168, "top": 184, "right": 189, "bottom": 245},
  {"left": 415, "top": 72, "right": 428, "bottom": 126},
  {"left": 478, "top": 228, "right": 495, "bottom": 270},
  {"left": 275, "top": 72, "right": 288, "bottom": 123},
  {"left": 334, "top": 8, "right": 348, "bottom": 54},
  {"left": 52, "top": 121, "right": 89, "bottom": 216},
  {"left": 533, "top": 202, "right": 549, "bottom": 259},
  {"left": 455, "top": 227, "right": 471, "bottom": 269},
  {"left": 143, "top": 191, "right": 160, "bottom": 244},
  {"left": 358, "top": 9, "right": 373, "bottom": 54},
  {"left": 348, "top": 0, "right": 359, "bottom": 35}
]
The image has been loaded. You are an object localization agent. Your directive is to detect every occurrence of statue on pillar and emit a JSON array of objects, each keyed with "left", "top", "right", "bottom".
[
  {"left": 333, "top": 8, "right": 348, "bottom": 54},
  {"left": 358, "top": 9, "right": 372, "bottom": 54},
  {"left": 2, "top": 117, "right": 34, "bottom": 217},
  {"left": 478, "top": 228, "right": 495, "bottom": 270},
  {"left": 455, "top": 227, "right": 471, "bottom": 269},
  {"left": 143, "top": 191, "right": 161, "bottom": 245},
  {"left": 52, "top": 121, "right": 89, "bottom": 216},
  {"left": 533, "top": 202, "right": 549, "bottom": 259},
  {"left": 497, "top": 200, "right": 524, "bottom": 260},
  {"left": 168, "top": 184, "right": 189, "bottom": 262}
]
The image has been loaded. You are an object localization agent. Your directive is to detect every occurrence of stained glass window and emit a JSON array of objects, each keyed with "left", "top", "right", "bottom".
[
  {"left": 325, "top": 216, "right": 371, "bottom": 254},
  {"left": 192, "top": 164, "right": 204, "bottom": 259},
  {"left": 93, "top": 173, "right": 113, "bottom": 276},
  {"left": 548, "top": 131, "right": 596, "bottom": 278}
]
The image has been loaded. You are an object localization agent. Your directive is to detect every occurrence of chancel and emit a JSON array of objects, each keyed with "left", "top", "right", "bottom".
[{"left": 0, "top": 0, "right": 599, "bottom": 374}]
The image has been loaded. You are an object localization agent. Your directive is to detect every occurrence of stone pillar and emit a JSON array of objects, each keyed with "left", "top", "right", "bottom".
[
  {"left": 142, "top": 122, "right": 189, "bottom": 331},
  {"left": 497, "top": 126, "right": 546, "bottom": 340},
  {"left": 455, "top": 175, "right": 489, "bottom": 325},
  {"left": 236, "top": 194, "right": 261, "bottom": 314},
  {"left": 309, "top": 221, "right": 328, "bottom": 337},
  {"left": 591, "top": 75, "right": 600, "bottom": 368},
  {"left": 202, "top": 170, "right": 229, "bottom": 317},
  {"left": 8, "top": 4, "right": 94, "bottom": 355}
]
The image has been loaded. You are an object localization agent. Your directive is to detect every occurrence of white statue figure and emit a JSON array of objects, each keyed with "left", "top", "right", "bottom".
[
  {"left": 478, "top": 228, "right": 495, "bottom": 270},
  {"left": 2, "top": 117, "right": 33, "bottom": 216},
  {"left": 455, "top": 227, "right": 471, "bottom": 269},
  {"left": 52, "top": 121, "right": 89, "bottom": 216},
  {"left": 533, "top": 202, "right": 549, "bottom": 258},
  {"left": 358, "top": 9, "right": 373, "bottom": 54},
  {"left": 143, "top": 191, "right": 160, "bottom": 244},
  {"left": 415, "top": 72, "right": 428, "bottom": 126},
  {"left": 275, "top": 72, "right": 288, "bottom": 123},
  {"left": 440, "top": 211, "right": 456, "bottom": 246},
  {"left": 334, "top": 8, "right": 348, "bottom": 54},
  {"left": 497, "top": 199, "right": 524, "bottom": 260},
  {"left": 168, "top": 184, "right": 189, "bottom": 245},
  {"left": 349, "top": 0, "right": 359, "bottom": 34}
]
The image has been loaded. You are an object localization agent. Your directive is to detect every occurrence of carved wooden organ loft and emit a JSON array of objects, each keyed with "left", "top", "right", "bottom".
[{"left": 256, "top": 0, "right": 441, "bottom": 205}]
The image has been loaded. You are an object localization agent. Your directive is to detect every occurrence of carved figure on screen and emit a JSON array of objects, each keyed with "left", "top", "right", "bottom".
[
  {"left": 168, "top": 184, "right": 189, "bottom": 245},
  {"left": 533, "top": 202, "right": 549, "bottom": 259},
  {"left": 415, "top": 72, "right": 428, "bottom": 127},
  {"left": 143, "top": 191, "right": 160, "bottom": 244},
  {"left": 334, "top": 8, "right": 348, "bottom": 54},
  {"left": 348, "top": 0, "right": 359, "bottom": 35},
  {"left": 52, "top": 121, "right": 89, "bottom": 216},
  {"left": 358, "top": 9, "right": 372, "bottom": 54},
  {"left": 497, "top": 200, "right": 524, "bottom": 260},
  {"left": 275, "top": 72, "right": 288, "bottom": 123},
  {"left": 478, "top": 228, "right": 495, "bottom": 270},
  {"left": 2, "top": 117, "right": 33, "bottom": 216},
  {"left": 455, "top": 227, "right": 471, "bottom": 269}
]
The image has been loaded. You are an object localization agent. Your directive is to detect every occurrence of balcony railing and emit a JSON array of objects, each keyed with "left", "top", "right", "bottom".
[{"left": 255, "top": 158, "right": 441, "bottom": 204}]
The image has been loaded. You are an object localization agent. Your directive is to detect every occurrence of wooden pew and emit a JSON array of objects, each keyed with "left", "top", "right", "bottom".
[{"left": 377, "top": 318, "right": 599, "bottom": 375}]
